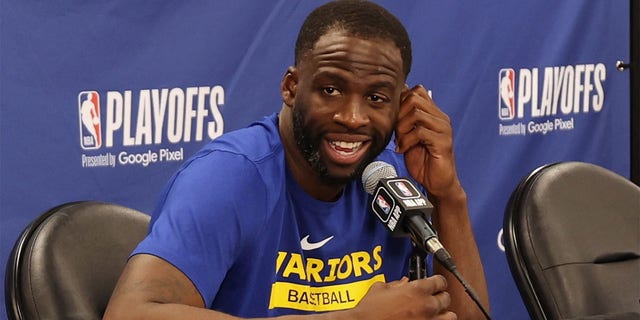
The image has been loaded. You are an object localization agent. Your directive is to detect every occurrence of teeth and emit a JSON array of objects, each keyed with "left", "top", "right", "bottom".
[{"left": 331, "top": 141, "right": 362, "bottom": 150}]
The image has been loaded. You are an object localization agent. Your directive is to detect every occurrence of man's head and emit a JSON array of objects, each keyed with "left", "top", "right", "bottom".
[
  {"left": 295, "top": 0, "right": 412, "bottom": 78},
  {"left": 280, "top": 0, "right": 412, "bottom": 198}
]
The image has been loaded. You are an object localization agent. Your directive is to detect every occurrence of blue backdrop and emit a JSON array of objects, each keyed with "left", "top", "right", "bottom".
[{"left": 0, "top": 1, "right": 630, "bottom": 318}]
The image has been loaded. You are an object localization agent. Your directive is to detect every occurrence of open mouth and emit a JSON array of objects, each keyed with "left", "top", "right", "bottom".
[
  {"left": 323, "top": 138, "right": 370, "bottom": 165},
  {"left": 330, "top": 141, "right": 363, "bottom": 155}
]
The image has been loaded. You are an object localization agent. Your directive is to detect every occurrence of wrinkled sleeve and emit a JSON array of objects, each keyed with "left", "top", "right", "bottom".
[{"left": 132, "top": 150, "right": 268, "bottom": 307}]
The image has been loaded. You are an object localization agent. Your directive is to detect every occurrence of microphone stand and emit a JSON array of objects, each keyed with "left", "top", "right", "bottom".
[{"left": 408, "top": 247, "right": 427, "bottom": 280}]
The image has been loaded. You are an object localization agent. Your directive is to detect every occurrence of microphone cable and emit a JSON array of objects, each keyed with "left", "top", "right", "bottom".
[{"left": 433, "top": 248, "right": 492, "bottom": 320}]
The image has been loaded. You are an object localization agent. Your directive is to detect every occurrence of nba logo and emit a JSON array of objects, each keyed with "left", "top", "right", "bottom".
[
  {"left": 376, "top": 194, "right": 391, "bottom": 214},
  {"left": 394, "top": 181, "right": 413, "bottom": 197},
  {"left": 78, "top": 91, "right": 102, "bottom": 149},
  {"left": 498, "top": 68, "right": 515, "bottom": 120}
]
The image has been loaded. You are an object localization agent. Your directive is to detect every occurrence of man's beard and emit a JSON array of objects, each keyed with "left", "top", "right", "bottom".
[{"left": 291, "top": 107, "right": 392, "bottom": 185}]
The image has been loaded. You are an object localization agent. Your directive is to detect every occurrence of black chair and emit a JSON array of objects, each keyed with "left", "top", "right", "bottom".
[
  {"left": 503, "top": 161, "right": 640, "bottom": 320},
  {"left": 5, "top": 201, "right": 150, "bottom": 320}
]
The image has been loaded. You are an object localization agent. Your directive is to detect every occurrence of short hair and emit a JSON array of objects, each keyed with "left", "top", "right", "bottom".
[{"left": 295, "top": 0, "right": 412, "bottom": 77}]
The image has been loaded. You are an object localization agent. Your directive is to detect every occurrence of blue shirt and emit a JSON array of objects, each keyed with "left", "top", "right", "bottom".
[{"left": 133, "top": 113, "right": 417, "bottom": 316}]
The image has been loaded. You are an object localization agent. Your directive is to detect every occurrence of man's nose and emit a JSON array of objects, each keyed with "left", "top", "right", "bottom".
[{"left": 333, "top": 97, "right": 370, "bottom": 129}]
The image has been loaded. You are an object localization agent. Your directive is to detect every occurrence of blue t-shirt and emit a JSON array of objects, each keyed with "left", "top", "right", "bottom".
[{"left": 133, "top": 113, "right": 418, "bottom": 317}]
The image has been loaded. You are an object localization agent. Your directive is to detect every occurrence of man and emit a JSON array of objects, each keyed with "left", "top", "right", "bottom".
[{"left": 104, "top": 1, "right": 489, "bottom": 319}]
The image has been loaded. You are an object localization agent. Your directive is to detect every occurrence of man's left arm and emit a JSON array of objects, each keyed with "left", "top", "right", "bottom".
[{"left": 395, "top": 85, "right": 490, "bottom": 320}]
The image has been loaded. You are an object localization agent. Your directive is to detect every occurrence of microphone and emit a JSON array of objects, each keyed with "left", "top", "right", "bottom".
[
  {"left": 361, "top": 161, "right": 454, "bottom": 268},
  {"left": 362, "top": 161, "right": 492, "bottom": 320}
]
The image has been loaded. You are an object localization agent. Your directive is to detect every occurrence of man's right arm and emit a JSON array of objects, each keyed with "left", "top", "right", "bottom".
[
  {"left": 103, "top": 254, "right": 456, "bottom": 320},
  {"left": 103, "top": 254, "right": 228, "bottom": 320}
]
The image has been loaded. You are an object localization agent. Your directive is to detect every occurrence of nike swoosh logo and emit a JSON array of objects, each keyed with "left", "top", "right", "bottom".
[{"left": 300, "top": 235, "right": 334, "bottom": 251}]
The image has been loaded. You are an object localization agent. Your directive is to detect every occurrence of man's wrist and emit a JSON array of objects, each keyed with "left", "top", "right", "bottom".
[{"left": 431, "top": 182, "right": 467, "bottom": 208}]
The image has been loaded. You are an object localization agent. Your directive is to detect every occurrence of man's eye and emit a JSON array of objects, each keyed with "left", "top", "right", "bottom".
[
  {"left": 369, "top": 94, "right": 389, "bottom": 103},
  {"left": 322, "top": 87, "right": 340, "bottom": 96}
]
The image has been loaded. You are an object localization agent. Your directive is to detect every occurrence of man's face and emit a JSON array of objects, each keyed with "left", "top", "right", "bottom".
[{"left": 290, "top": 31, "right": 405, "bottom": 185}]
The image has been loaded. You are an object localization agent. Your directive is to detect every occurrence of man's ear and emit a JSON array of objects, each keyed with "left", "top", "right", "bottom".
[{"left": 281, "top": 66, "right": 298, "bottom": 107}]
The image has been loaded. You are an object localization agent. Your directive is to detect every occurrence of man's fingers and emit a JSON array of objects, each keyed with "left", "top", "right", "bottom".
[
  {"left": 433, "top": 311, "right": 458, "bottom": 320},
  {"left": 396, "top": 85, "right": 451, "bottom": 144},
  {"left": 411, "top": 274, "right": 447, "bottom": 293},
  {"left": 386, "top": 276, "right": 410, "bottom": 288},
  {"left": 399, "top": 84, "right": 448, "bottom": 120},
  {"left": 432, "top": 290, "right": 452, "bottom": 313},
  {"left": 395, "top": 123, "right": 452, "bottom": 155},
  {"left": 429, "top": 274, "right": 448, "bottom": 292},
  {"left": 410, "top": 275, "right": 453, "bottom": 316},
  {"left": 400, "top": 84, "right": 430, "bottom": 105}
]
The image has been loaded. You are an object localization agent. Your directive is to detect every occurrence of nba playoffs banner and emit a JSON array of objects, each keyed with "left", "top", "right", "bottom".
[{"left": 0, "top": 1, "right": 629, "bottom": 318}]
